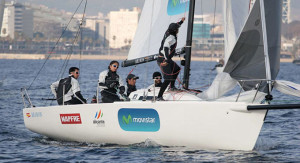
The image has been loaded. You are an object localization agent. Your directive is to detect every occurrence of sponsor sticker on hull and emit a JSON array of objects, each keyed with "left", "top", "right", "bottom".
[
  {"left": 60, "top": 113, "right": 82, "bottom": 124},
  {"left": 118, "top": 108, "right": 160, "bottom": 132},
  {"left": 167, "top": 0, "right": 190, "bottom": 16},
  {"left": 26, "top": 112, "right": 42, "bottom": 118},
  {"left": 93, "top": 109, "right": 105, "bottom": 127}
]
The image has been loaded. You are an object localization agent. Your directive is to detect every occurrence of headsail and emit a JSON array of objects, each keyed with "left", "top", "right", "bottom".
[
  {"left": 223, "top": 0, "right": 251, "bottom": 63},
  {"left": 199, "top": 0, "right": 282, "bottom": 100},
  {"left": 223, "top": 0, "right": 282, "bottom": 92},
  {"left": 122, "top": 0, "right": 189, "bottom": 67}
]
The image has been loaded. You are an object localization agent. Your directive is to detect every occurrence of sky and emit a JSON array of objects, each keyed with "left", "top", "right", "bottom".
[{"left": 11, "top": 0, "right": 300, "bottom": 21}]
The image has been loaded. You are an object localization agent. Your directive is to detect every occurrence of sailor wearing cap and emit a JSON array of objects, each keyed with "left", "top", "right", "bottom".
[{"left": 126, "top": 74, "right": 139, "bottom": 96}]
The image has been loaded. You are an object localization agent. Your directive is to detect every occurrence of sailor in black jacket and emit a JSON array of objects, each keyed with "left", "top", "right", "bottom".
[
  {"left": 98, "top": 61, "right": 125, "bottom": 103},
  {"left": 156, "top": 17, "right": 185, "bottom": 101},
  {"left": 126, "top": 74, "right": 139, "bottom": 96}
]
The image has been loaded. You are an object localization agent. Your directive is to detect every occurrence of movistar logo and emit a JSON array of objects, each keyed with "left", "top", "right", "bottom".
[
  {"left": 122, "top": 115, "right": 132, "bottom": 124},
  {"left": 118, "top": 109, "right": 160, "bottom": 132},
  {"left": 167, "top": 0, "right": 189, "bottom": 16},
  {"left": 172, "top": 0, "right": 180, "bottom": 7}
]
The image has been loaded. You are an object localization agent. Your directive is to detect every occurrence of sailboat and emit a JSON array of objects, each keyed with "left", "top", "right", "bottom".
[{"left": 23, "top": 0, "right": 300, "bottom": 151}]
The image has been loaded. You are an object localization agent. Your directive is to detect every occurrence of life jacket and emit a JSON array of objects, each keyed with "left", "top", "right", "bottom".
[
  {"left": 56, "top": 76, "right": 72, "bottom": 105},
  {"left": 104, "top": 70, "right": 120, "bottom": 94}
]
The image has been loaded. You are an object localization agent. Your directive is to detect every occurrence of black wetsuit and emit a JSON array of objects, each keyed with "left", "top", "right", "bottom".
[
  {"left": 157, "top": 20, "right": 183, "bottom": 98},
  {"left": 127, "top": 84, "right": 137, "bottom": 96},
  {"left": 155, "top": 82, "right": 162, "bottom": 87}
]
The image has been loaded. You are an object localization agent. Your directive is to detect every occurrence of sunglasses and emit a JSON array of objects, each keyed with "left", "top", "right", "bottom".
[
  {"left": 155, "top": 77, "right": 161, "bottom": 79},
  {"left": 75, "top": 72, "right": 79, "bottom": 74},
  {"left": 112, "top": 65, "right": 119, "bottom": 68}
]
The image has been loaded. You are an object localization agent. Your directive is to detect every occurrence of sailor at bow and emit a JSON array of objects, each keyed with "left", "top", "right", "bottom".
[{"left": 156, "top": 17, "right": 185, "bottom": 101}]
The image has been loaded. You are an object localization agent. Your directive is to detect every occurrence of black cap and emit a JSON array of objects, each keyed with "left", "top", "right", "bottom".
[
  {"left": 127, "top": 74, "right": 139, "bottom": 80},
  {"left": 152, "top": 72, "right": 162, "bottom": 79}
]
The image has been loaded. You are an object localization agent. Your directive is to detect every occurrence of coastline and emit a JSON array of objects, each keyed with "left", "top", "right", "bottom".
[{"left": 0, "top": 53, "right": 293, "bottom": 62}]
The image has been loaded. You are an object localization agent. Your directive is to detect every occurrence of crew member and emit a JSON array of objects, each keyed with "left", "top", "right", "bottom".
[
  {"left": 126, "top": 74, "right": 139, "bottom": 96},
  {"left": 98, "top": 60, "right": 125, "bottom": 103},
  {"left": 51, "top": 67, "right": 86, "bottom": 105},
  {"left": 156, "top": 17, "right": 185, "bottom": 101},
  {"left": 212, "top": 59, "right": 224, "bottom": 71},
  {"left": 152, "top": 71, "right": 162, "bottom": 87}
]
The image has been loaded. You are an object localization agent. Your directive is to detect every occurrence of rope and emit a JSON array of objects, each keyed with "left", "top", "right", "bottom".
[
  {"left": 159, "top": 61, "right": 181, "bottom": 76},
  {"left": 46, "top": 0, "right": 88, "bottom": 106},
  {"left": 128, "top": 66, "right": 136, "bottom": 75},
  {"left": 184, "top": 0, "right": 188, "bottom": 18},
  {"left": 249, "top": 0, "right": 252, "bottom": 12},
  {"left": 27, "top": 0, "right": 85, "bottom": 91},
  {"left": 79, "top": 0, "right": 88, "bottom": 72},
  {"left": 207, "top": 0, "right": 217, "bottom": 86}
]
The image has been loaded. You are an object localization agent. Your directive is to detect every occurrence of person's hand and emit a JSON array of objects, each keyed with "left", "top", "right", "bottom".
[
  {"left": 119, "top": 86, "right": 125, "bottom": 95},
  {"left": 161, "top": 62, "right": 168, "bottom": 66},
  {"left": 182, "top": 17, "right": 186, "bottom": 22},
  {"left": 109, "top": 82, "right": 117, "bottom": 88}
]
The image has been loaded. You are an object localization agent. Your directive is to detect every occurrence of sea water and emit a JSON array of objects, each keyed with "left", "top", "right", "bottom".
[{"left": 0, "top": 59, "right": 299, "bottom": 162}]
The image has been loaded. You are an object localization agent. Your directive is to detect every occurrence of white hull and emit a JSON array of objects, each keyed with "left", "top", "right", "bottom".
[{"left": 23, "top": 101, "right": 266, "bottom": 151}]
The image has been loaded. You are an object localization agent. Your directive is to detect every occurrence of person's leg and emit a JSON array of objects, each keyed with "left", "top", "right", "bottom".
[
  {"left": 158, "top": 80, "right": 170, "bottom": 98},
  {"left": 157, "top": 60, "right": 171, "bottom": 99},
  {"left": 170, "top": 73, "right": 178, "bottom": 88},
  {"left": 101, "top": 91, "right": 112, "bottom": 103}
]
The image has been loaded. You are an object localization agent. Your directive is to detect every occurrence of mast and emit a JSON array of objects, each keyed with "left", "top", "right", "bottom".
[{"left": 182, "top": 0, "right": 195, "bottom": 89}]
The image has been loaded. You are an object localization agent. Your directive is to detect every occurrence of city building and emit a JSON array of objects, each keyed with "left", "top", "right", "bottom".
[
  {"left": 109, "top": 7, "right": 140, "bottom": 49},
  {"left": 193, "top": 15, "right": 211, "bottom": 39},
  {"left": 0, "top": 1, "right": 33, "bottom": 39},
  {"left": 84, "top": 13, "right": 109, "bottom": 47}
]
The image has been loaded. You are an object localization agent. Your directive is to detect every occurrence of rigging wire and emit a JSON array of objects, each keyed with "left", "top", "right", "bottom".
[
  {"left": 49, "top": 2, "right": 87, "bottom": 106},
  {"left": 207, "top": 0, "right": 218, "bottom": 86},
  {"left": 79, "top": 0, "right": 88, "bottom": 72},
  {"left": 27, "top": 0, "right": 85, "bottom": 91},
  {"left": 43, "top": 0, "right": 88, "bottom": 106}
]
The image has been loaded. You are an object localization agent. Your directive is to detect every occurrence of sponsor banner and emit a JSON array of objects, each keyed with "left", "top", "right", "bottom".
[
  {"left": 93, "top": 109, "right": 105, "bottom": 127},
  {"left": 26, "top": 112, "right": 42, "bottom": 118},
  {"left": 118, "top": 108, "right": 160, "bottom": 132},
  {"left": 60, "top": 113, "right": 82, "bottom": 124},
  {"left": 167, "top": 0, "right": 190, "bottom": 16}
]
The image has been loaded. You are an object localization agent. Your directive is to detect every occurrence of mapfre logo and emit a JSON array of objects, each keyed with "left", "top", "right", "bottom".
[{"left": 60, "top": 113, "right": 82, "bottom": 124}]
